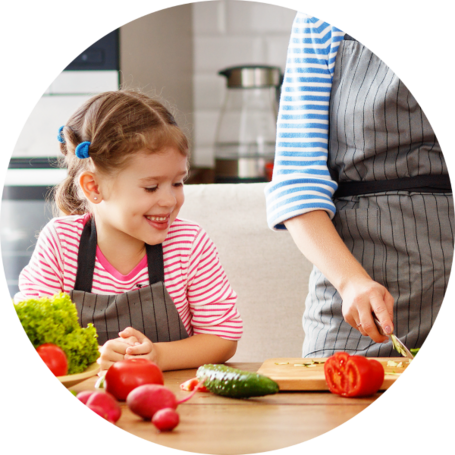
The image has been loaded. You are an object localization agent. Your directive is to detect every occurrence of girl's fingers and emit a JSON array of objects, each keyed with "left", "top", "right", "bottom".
[
  {"left": 103, "top": 339, "right": 131, "bottom": 355},
  {"left": 119, "top": 327, "right": 146, "bottom": 342},
  {"left": 122, "top": 336, "right": 139, "bottom": 346},
  {"left": 98, "top": 346, "right": 125, "bottom": 369},
  {"left": 119, "top": 329, "right": 152, "bottom": 355},
  {"left": 125, "top": 340, "right": 152, "bottom": 356},
  {"left": 124, "top": 354, "right": 152, "bottom": 361}
]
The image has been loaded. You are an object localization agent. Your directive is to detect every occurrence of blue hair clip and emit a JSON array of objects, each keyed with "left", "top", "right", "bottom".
[
  {"left": 57, "top": 126, "right": 66, "bottom": 144},
  {"left": 75, "top": 141, "right": 91, "bottom": 159}
]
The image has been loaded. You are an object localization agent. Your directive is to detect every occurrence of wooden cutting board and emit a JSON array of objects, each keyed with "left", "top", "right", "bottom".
[{"left": 257, "top": 357, "right": 410, "bottom": 391}]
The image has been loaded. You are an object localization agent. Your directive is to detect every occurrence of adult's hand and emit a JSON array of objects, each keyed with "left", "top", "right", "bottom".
[
  {"left": 284, "top": 210, "right": 395, "bottom": 344},
  {"left": 340, "top": 277, "right": 394, "bottom": 343}
]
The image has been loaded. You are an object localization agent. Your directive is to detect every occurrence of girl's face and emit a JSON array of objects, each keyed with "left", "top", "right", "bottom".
[{"left": 95, "top": 146, "right": 187, "bottom": 247}]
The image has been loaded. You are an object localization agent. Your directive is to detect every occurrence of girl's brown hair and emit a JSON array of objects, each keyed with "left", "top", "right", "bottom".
[{"left": 53, "top": 89, "right": 189, "bottom": 216}]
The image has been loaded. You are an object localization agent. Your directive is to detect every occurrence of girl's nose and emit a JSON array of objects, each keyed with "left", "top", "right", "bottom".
[{"left": 159, "top": 187, "right": 177, "bottom": 207}]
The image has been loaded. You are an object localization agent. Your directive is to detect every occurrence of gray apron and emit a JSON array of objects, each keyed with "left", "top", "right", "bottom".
[
  {"left": 302, "top": 35, "right": 454, "bottom": 357},
  {"left": 70, "top": 217, "right": 189, "bottom": 345}
]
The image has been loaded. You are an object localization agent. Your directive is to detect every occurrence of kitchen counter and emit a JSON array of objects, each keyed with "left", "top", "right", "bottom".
[{"left": 71, "top": 362, "right": 382, "bottom": 454}]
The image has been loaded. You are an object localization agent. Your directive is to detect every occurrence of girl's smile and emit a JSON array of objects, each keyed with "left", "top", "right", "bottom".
[{"left": 145, "top": 213, "right": 171, "bottom": 230}]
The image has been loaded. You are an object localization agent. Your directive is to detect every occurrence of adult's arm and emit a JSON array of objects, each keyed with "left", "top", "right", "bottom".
[
  {"left": 266, "top": 13, "right": 393, "bottom": 342},
  {"left": 285, "top": 211, "right": 393, "bottom": 342}
]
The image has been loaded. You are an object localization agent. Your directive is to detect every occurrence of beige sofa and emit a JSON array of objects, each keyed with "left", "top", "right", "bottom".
[{"left": 179, "top": 183, "right": 314, "bottom": 363}]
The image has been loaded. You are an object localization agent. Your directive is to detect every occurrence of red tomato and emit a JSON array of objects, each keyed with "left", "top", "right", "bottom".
[
  {"left": 324, "top": 352, "right": 384, "bottom": 397},
  {"left": 105, "top": 358, "right": 164, "bottom": 401},
  {"left": 36, "top": 343, "right": 68, "bottom": 377}
]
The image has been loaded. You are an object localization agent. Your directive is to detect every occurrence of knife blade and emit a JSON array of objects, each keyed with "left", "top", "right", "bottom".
[{"left": 373, "top": 316, "right": 414, "bottom": 360}]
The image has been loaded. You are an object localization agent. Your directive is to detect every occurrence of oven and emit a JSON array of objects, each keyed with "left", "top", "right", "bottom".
[
  {"left": 1, "top": 30, "right": 119, "bottom": 298},
  {"left": 1, "top": 159, "right": 67, "bottom": 297}
]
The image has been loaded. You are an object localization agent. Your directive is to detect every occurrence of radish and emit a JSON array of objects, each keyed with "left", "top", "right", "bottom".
[
  {"left": 76, "top": 391, "right": 95, "bottom": 404},
  {"left": 86, "top": 391, "right": 122, "bottom": 423},
  {"left": 87, "top": 404, "right": 108, "bottom": 419},
  {"left": 127, "top": 385, "right": 177, "bottom": 420},
  {"left": 152, "top": 408, "right": 180, "bottom": 431},
  {"left": 126, "top": 383, "right": 202, "bottom": 420}
]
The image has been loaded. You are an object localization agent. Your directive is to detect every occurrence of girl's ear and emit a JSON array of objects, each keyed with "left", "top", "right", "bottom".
[{"left": 79, "top": 171, "right": 102, "bottom": 203}]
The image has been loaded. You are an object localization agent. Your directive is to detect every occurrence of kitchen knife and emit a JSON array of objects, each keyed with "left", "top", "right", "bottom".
[{"left": 373, "top": 316, "right": 414, "bottom": 360}]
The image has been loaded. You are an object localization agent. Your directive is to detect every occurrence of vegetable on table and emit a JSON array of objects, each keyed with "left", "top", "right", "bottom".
[
  {"left": 152, "top": 408, "right": 180, "bottom": 432},
  {"left": 196, "top": 364, "right": 279, "bottom": 398},
  {"left": 85, "top": 391, "right": 122, "bottom": 424},
  {"left": 36, "top": 343, "right": 68, "bottom": 376},
  {"left": 410, "top": 348, "right": 420, "bottom": 356},
  {"left": 76, "top": 391, "right": 95, "bottom": 404},
  {"left": 324, "top": 352, "right": 384, "bottom": 398},
  {"left": 14, "top": 293, "right": 99, "bottom": 375},
  {"left": 127, "top": 383, "right": 199, "bottom": 421},
  {"left": 180, "top": 377, "right": 209, "bottom": 392},
  {"left": 95, "top": 373, "right": 106, "bottom": 389},
  {"left": 87, "top": 404, "right": 108, "bottom": 420},
  {"left": 127, "top": 384, "right": 178, "bottom": 420},
  {"left": 105, "top": 358, "right": 164, "bottom": 401},
  {"left": 294, "top": 360, "right": 325, "bottom": 367},
  {"left": 76, "top": 390, "right": 122, "bottom": 424}
]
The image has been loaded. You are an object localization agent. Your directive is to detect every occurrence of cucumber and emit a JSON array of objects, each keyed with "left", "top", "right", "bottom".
[{"left": 196, "top": 364, "right": 279, "bottom": 398}]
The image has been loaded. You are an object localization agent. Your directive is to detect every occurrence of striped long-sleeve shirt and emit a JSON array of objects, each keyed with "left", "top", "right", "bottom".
[
  {"left": 265, "top": 12, "right": 345, "bottom": 230},
  {"left": 16, "top": 215, "right": 243, "bottom": 341}
]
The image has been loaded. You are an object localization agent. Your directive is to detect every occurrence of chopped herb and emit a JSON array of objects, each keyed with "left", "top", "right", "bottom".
[{"left": 410, "top": 348, "right": 420, "bottom": 356}]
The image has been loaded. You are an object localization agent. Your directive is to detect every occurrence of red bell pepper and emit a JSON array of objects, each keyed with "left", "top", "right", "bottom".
[
  {"left": 324, "top": 352, "right": 384, "bottom": 397},
  {"left": 180, "top": 377, "right": 209, "bottom": 392}
]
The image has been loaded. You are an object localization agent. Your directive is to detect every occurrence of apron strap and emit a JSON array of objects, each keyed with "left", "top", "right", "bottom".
[
  {"left": 74, "top": 216, "right": 165, "bottom": 292},
  {"left": 74, "top": 217, "right": 97, "bottom": 292},
  {"left": 343, "top": 34, "right": 357, "bottom": 41},
  {"left": 334, "top": 174, "right": 452, "bottom": 198},
  {"left": 145, "top": 243, "right": 164, "bottom": 284}
]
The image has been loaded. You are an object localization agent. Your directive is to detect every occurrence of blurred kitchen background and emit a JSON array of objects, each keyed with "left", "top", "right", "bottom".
[{"left": 1, "top": 0, "right": 297, "bottom": 296}]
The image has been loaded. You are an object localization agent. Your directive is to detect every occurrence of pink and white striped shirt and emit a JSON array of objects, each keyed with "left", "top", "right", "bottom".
[{"left": 16, "top": 214, "right": 243, "bottom": 341}]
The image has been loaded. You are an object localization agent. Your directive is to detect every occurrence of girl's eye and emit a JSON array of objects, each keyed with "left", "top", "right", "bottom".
[{"left": 144, "top": 182, "right": 184, "bottom": 192}]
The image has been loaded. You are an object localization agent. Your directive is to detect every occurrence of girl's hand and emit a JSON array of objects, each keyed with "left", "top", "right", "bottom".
[
  {"left": 119, "top": 327, "right": 159, "bottom": 366},
  {"left": 340, "top": 277, "right": 394, "bottom": 343},
  {"left": 98, "top": 335, "right": 139, "bottom": 371}
]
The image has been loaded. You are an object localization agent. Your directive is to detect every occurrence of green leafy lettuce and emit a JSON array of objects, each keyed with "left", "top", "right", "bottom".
[{"left": 14, "top": 292, "right": 100, "bottom": 374}]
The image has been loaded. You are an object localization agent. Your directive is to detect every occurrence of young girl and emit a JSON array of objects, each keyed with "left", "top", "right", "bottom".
[{"left": 16, "top": 90, "right": 243, "bottom": 372}]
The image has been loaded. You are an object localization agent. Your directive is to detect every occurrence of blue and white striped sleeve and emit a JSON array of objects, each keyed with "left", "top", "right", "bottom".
[{"left": 265, "top": 13, "right": 345, "bottom": 230}]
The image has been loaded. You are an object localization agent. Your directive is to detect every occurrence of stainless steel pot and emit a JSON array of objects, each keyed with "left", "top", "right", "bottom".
[{"left": 214, "top": 65, "right": 282, "bottom": 183}]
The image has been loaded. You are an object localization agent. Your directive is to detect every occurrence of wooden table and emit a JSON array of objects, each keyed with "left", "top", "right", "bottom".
[{"left": 71, "top": 362, "right": 381, "bottom": 454}]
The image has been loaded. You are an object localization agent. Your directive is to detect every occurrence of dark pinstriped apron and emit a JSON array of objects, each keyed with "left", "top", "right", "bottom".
[
  {"left": 70, "top": 217, "right": 189, "bottom": 345},
  {"left": 302, "top": 35, "right": 454, "bottom": 357}
]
